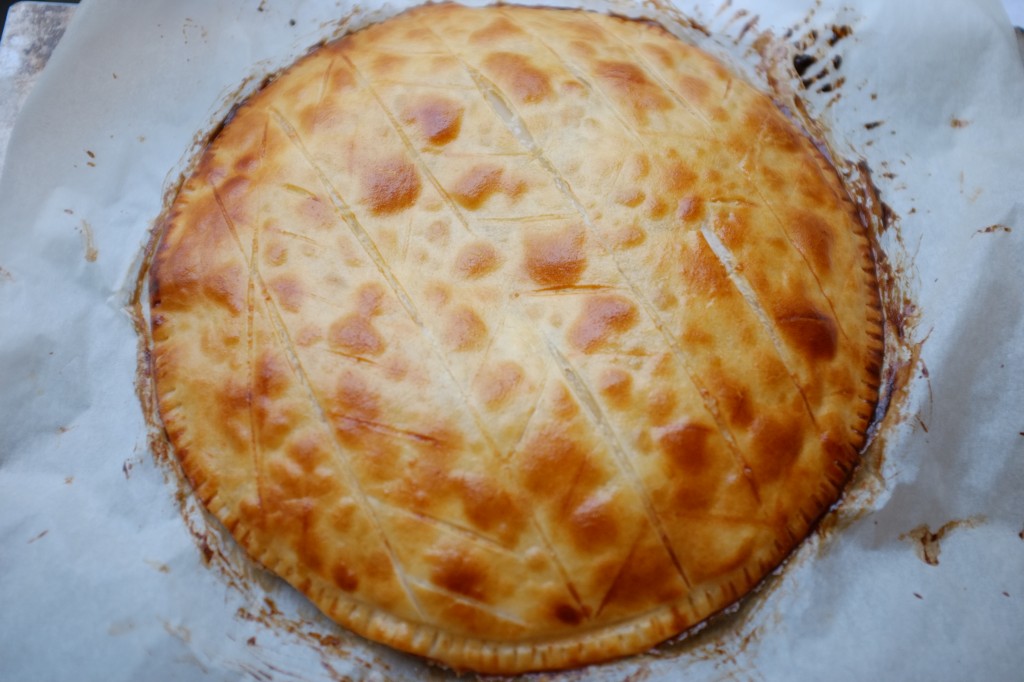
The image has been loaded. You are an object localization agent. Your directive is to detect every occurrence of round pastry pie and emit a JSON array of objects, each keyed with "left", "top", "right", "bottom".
[{"left": 149, "top": 3, "right": 883, "bottom": 674}]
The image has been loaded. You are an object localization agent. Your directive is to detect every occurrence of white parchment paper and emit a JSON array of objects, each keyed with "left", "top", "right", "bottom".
[{"left": 1, "top": 1, "right": 1022, "bottom": 680}]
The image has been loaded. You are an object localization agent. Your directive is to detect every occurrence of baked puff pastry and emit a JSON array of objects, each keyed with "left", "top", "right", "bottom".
[{"left": 149, "top": 3, "right": 883, "bottom": 673}]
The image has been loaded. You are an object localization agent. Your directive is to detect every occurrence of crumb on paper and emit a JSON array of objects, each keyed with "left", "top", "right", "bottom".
[
  {"left": 107, "top": 619, "right": 135, "bottom": 636},
  {"left": 78, "top": 220, "right": 98, "bottom": 262},
  {"left": 162, "top": 621, "right": 192, "bottom": 644},
  {"left": 950, "top": 117, "right": 971, "bottom": 128}
]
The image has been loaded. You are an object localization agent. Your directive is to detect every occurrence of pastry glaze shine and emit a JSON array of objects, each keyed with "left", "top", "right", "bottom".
[{"left": 150, "top": 4, "right": 883, "bottom": 673}]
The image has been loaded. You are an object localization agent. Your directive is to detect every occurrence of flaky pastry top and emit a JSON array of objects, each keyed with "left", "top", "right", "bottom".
[{"left": 150, "top": 3, "right": 883, "bottom": 673}]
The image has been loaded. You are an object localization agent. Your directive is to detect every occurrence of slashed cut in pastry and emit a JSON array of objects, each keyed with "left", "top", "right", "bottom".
[{"left": 149, "top": 3, "right": 883, "bottom": 674}]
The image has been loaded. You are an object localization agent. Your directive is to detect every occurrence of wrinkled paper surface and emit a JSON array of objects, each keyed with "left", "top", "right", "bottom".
[{"left": 1, "top": 1, "right": 1022, "bottom": 680}]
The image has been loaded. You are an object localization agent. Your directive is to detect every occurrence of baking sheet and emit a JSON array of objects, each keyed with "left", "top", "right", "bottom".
[{"left": 1, "top": 0, "right": 1022, "bottom": 680}]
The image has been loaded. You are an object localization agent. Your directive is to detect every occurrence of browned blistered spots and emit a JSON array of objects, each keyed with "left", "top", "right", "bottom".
[
  {"left": 615, "top": 188, "right": 645, "bottom": 207},
  {"left": 428, "top": 546, "right": 488, "bottom": 602},
  {"left": 286, "top": 433, "right": 329, "bottom": 470},
  {"left": 332, "top": 562, "right": 359, "bottom": 592},
  {"left": 274, "top": 436, "right": 338, "bottom": 506},
  {"left": 329, "top": 61, "right": 356, "bottom": 92},
  {"left": 452, "top": 472, "right": 527, "bottom": 545},
  {"left": 295, "top": 325, "right": 322, "bottom": 347},
  {"left": 644, "top": 43, "right": 675, "bottom": 69},
  {"left": 263, "top": 240, "right": 288, "bottom": 267},
  {"left": 402, "top": 97, "right": 463, "bottom": 146},
  {"left": 475, "top": 361, "right": 524, "bottom": 408},
  {"left": 550, "top": 382, "right": 580, "bottom": 420},
  {"left": 329, "top": 315, "right": 385, "bottom": 356},
  {"left": 444, "top": 306, "right": 487, "bottom": 352},
  {"left": 357, "top": 282, "right": 386, "bottom": 317},
  {"left": 331, "top": 370, "right": 381, "bottom": 423},
  {"left": 681, "top": 327, "right": 713, "bottom": 348},
  {"left": 425, "top": 220, "right": 450, "bottom": 246},
  {"left": 371, "top": 52, "right": 408, "bottom": 76},
  {"left": 712, "top": 208, "right": 746, "bottom": 251},
  {"left": 569, "top": 295, "right": 638, "bottom": 353},
  {"left": 454, "top": 241, "right": 501, "bottom": 279},
  {"left": 664, "top": 160, "right": 697, "bottom": 193},
  {"left": 233, "top": 153, "right": 259, "bottom": 174},
  {"left": 214, "top": 380, "right": 251, "bottom": 452},
  {"left": 523, "top": 225, "right": 586, "bottom": 287},
  {"left": 469, "top": 17, "right": 526, "bottom": 43},
  {"left": 219, "top": 175, "right": 252, "bottom": 206},
  {"left": 483, "top": 52, "right": 552, "bottom": 104},
  {"left": 647, "top": 198, "right": 670, "bottom": 220},
  {"left": 775, "top": 307, "right": 839, "bottom": 360},
  {"left": 452, "top": 164, "right": 505, "bottom": 210},
  {"left": 676, "top": 196, "right": 704, "bottom": 222},
  {"left": 360, "top": 157, "right": 421, "bottom": 215},
  {"left": 520, "top": 428, "right": 590, "bottom": 499},
  {"left": 612, "top": 223, "right": 646, "bottom": 250},
  {"left": 633, "top": 153, "right": 651, "bottom": 179},
  {"left": 717, "top": 378, "right": 753, "bottom": 428},
  {"left": 254, "top": 398, "right": 295, "bottom": 453},
  {"left": 647, "top": 388, "right": 677, "bottom": 427},
  {"left": 659, "top": 422, "right": 712, "bottom": 477},
  {"left": 595, "top": 61, "right": 671, "bottom": 113},
  {"left": 268, "top": 275, "right": 304, "bottom": 313},
  {"left": 202, "top": 265, "right": 247, "bottom": 315},
  {"left": 677, "top": 74, "right": 712, "bottom": 105},
  {"left": 748, "top": 416, "right": 803, "bottom": 482},
  {"left": 752, "top": 107, "right": 802, "bottom": 154},
  {"left": 425, "top": 281, "right": 452, "bottom": 309},
  {"left": 568, "top": 490, "right": 620, "bottom": 550},
  {"left": 255, "top": 352, "right": 290, "bottom": 400},
  {"left": 597, "top": 367, "right": 632, "bottom": 409},
  {"left": 789, "top": 210, "right": 834, "bottom": 272},
  {"left": 679, "top": 236, "right": 729, "bottom": 294}
]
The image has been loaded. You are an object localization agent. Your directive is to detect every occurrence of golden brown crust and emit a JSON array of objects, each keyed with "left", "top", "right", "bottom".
[{"left": 150, "top": 3, "right": 883, "bottom": 674}]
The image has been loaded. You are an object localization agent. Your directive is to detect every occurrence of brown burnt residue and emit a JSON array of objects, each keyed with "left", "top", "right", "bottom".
[
  {"left": 900, "top": 517, "right": 986, "bottom": 566},
  {"left": 781, "top": 24, "right": 851, "bottom": 95},
  {"left": 974, "top": 224, "right": 1012, "bottom": 236}
]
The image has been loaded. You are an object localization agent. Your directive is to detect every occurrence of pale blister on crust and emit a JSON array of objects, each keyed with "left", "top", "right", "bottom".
[{"left": 149, "top": 3, "right": 884, "bottom": 674}]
